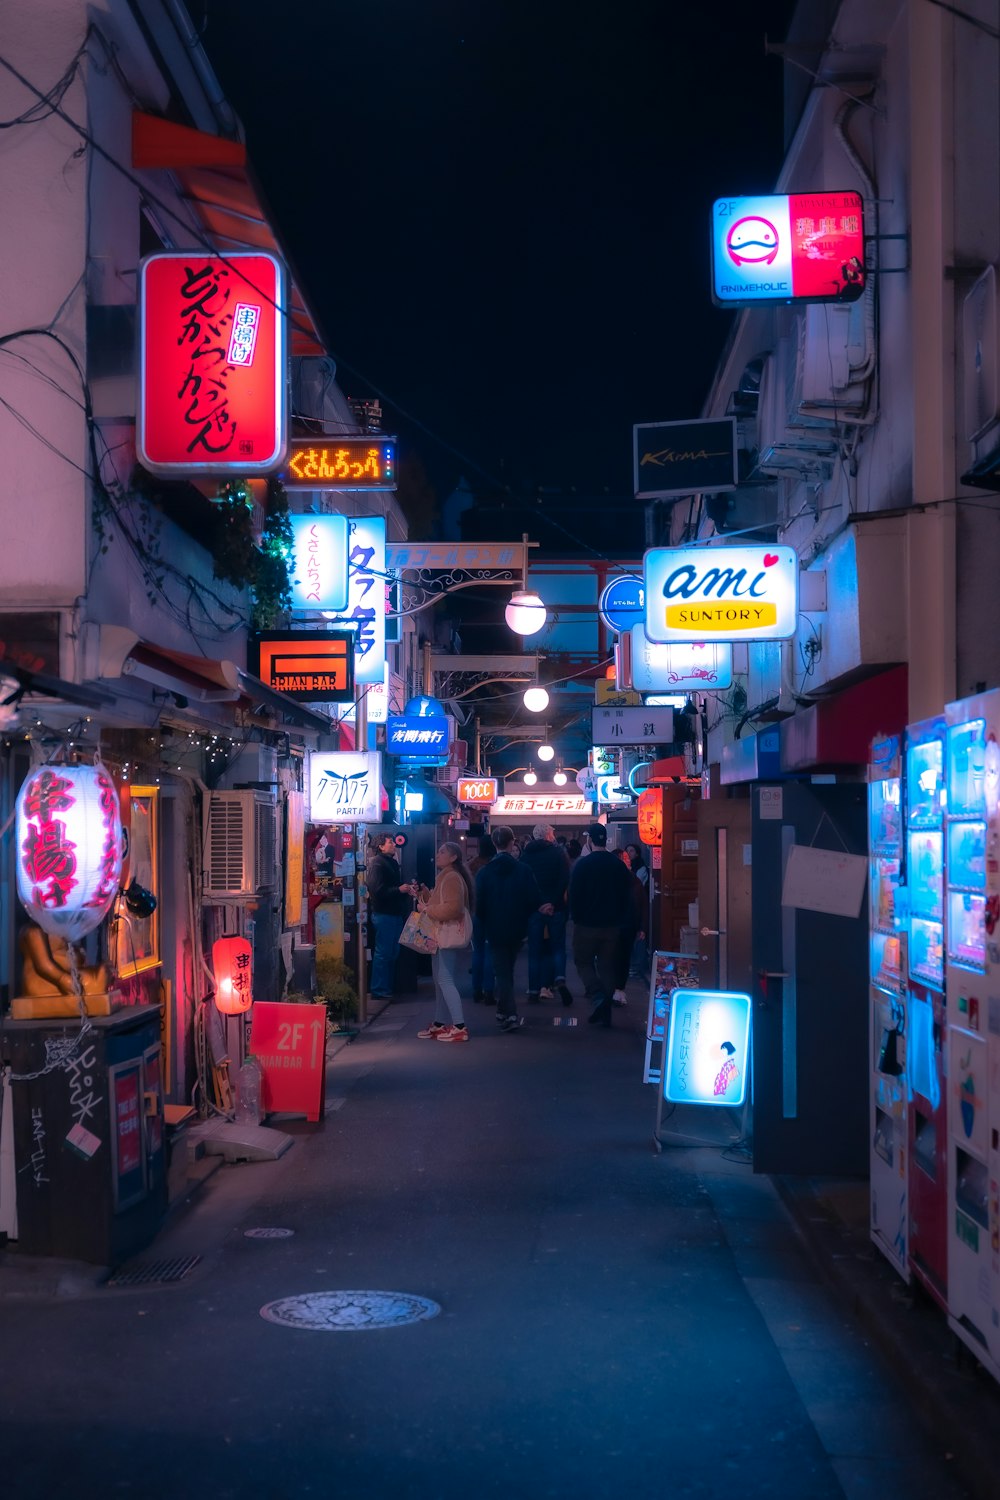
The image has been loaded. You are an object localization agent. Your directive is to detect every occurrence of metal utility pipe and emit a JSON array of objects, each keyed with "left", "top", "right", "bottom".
[
  {"left": 422, "top": 640, "right": 433, "bottom": 696},
  {"left": 474, "top": 715, "right": 481, "bottom": 773}
]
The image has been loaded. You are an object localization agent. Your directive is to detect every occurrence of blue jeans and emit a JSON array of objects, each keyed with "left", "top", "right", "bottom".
[
  {"left": 432, "top": 947, "right": 465, "bottom": 1025},
  {"left": 471, "top": 917, "right": 495, "bottom": 995},
  {"left": 527, "top": 910, "right": 567, "bottom": 995},
  {"left": 371, "top": 911, "right": 406, "bottom": 995}
]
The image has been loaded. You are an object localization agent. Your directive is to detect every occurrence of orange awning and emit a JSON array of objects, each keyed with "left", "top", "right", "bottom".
[{"left": 132, "top": 112, "right": 326, "bottom": 357}]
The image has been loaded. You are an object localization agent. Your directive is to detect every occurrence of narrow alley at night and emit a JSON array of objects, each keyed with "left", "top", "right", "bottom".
[{"left": 5, "top": 0, "right": 1000, "bottom": 1495}]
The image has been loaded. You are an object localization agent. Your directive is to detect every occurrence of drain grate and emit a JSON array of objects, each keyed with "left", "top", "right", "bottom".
[{"left": 106, "top": 1255, "right": 201, "bottom": 1288}]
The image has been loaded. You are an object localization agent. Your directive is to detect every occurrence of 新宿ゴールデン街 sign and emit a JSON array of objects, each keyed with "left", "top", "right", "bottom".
[{"left": 643, "top": 545, "right": 798, "bottom": 643}]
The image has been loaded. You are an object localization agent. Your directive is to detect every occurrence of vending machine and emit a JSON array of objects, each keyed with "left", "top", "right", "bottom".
[
  {"left": 904, "top": 714, "right": 949, "bottom": 1306},
  {"left": 869, "top": 734, "right": 908, "bottom": 1278},
  {"left": 944, "top": 689, "right": 1000, "bottom": 1378}
]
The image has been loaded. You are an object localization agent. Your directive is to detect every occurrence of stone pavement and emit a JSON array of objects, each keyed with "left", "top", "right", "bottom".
[{"left": 0, "top": 969, "right": 995, "bottom": 1499}]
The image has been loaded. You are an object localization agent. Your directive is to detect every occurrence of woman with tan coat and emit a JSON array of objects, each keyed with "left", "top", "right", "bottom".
[{"left": 416, "top": 841, "right": 474, "bottom": 1043}]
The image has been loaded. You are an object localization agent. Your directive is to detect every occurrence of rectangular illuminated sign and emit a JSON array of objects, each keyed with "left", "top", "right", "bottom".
[
  {"left": 457, "top": 777, "right": 498, "bottom": 806},
  {"left": 491, "top": 794, "right": 592, "bottom": 818},
  {"left": 663, "top": 989, "right": 751, "bottom": 1106},
  {"left": 644, "top": 544, "right": 798, "bottom": 643},
  {"left": 319, "top": 516, "right": 386, "bottom": 685},
  {"left": 251, "top": 631, "right": 354, "bottom": 702},
  {"left": 306, "top": 750, "right": 382, "bottom": 822},
  {"left": 288, "top": 514, "right": 349, "bottom": 612},
  {"left": 633, "top": 418, "right": 738, "bottom": 500},
  {"left": 137, "top": 252, "right": 288, "bottom": 475},
  {"left": 592, "top": 705, "right": 675, "bottom": 746},
  {"left": 386, "top": 714, "right": 451, "bottom": 754},
  {"left": 284, "top": 437, "right": 396, "bottom": 490},
  {"left": 630, "top": 628, "right": 733, "bottom": 692},
  {"left": 711, "top": 191, "right": 865, "bottom": 306}
]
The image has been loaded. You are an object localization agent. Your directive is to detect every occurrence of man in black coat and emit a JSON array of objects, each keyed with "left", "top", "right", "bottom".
[
  {"left": 366, "top": 833, "right": 413, "bottom": 998},
  {"left": 520, "top": 822, "right": 571, "bottom": 1005},
  {"left": 568, "top": 823, "right": 635, "bottom": 1026},
  {"left": 475, "top": 825, "right": 550, "bottom": 1031}
]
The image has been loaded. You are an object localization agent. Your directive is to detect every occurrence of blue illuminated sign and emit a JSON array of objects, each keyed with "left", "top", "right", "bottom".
[
  {"left": 386, "top": 714, "right": 450, "bottom": 756},
  {"left": 663, "top": 989, "right": 751, "bottom": 1107},
  {"left": 599, "top": 575, "right": 645, "bottom": 635}
]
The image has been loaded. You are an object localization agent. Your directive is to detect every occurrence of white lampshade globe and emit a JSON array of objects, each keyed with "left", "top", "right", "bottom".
[
  {"left": 553, "top": 770, "right": 567, "bottom": 786},
  {"left": 505, "top": 590, "right": 547, "bottom": 636},
  {"left": 523, "top": 770, "right": 538, "bottom": 786},
  {"left": 523, "top": 686, "right": 549, "bottom": 712},
  {"left": 537, "top": 744, "right": 555, "bottom": 762}
]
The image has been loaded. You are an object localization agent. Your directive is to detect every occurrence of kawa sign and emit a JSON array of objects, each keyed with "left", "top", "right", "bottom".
[{"left": 644, "top": 544, "right": 797, "bottom": 643}]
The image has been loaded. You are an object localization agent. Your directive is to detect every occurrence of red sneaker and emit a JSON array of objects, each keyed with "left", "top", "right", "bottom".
[
  {"left": 435, "top": 1025, "right": 469, "bottom": 1043},
  {"left": 417, "top": 1022, "right": 448, "bottom": 1039}
]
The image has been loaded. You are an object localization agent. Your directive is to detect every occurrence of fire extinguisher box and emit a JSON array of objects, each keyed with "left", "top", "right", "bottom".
[{"left": 1, "top": 1006, "right": 167, "bottom": 1265}]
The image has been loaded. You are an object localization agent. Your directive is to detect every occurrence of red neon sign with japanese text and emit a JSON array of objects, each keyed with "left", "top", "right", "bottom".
[{"left": 137, "top": 252, "right": 288, "bottom": 475}]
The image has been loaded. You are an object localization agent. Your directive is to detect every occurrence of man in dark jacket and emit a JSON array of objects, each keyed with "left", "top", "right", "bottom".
[
  {"left": 568, "top": 822, "right": 635, "bottom": 1026},
  {"left": 475, "top": 825, "right": 550, "bottom": 1031},
  {"left": 521, "top": 822, "right": 571, "bottom": 1005},
  {"left": 366, "top": 833, "right": 413, "bottom": 998}
]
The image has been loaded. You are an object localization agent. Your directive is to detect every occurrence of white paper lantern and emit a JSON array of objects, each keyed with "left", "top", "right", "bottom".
[
  {"left": 15, "top": 764, "right": 123, "bottom": 941},
  {"left": 505, "top": 590, "right": 547, "bottom": 636}
]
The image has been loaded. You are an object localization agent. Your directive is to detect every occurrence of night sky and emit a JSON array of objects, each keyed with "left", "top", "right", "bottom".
[{"left": 202, "top": 1, "right": 797, "bottom": 509}]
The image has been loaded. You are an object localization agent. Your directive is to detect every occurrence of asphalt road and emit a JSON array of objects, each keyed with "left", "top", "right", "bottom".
[{"left": 0, "top": 978, "right": 973, "bottom": 1500}]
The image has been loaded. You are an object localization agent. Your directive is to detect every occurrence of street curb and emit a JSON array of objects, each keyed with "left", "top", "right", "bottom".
[{"left": 775, "top": 1175, "right": 1000, "bottom": 1500}]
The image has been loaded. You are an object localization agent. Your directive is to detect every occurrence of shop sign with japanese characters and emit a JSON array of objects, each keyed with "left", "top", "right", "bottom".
[
  {"left": 644, "top": 544, "right": 797, "bottom": 643},
  {"left": 317, "top": 516, "right": 386, "bottom": 684},
  {"left": 591, "top": 705, "right": 675, "bottom": 746},
  {"left": 284, "top": 437, "right": 396, "bottom": 490},
  {"left": 491, "top": 794, "right": 592, "bottom": 818},
  {"left": 137, "top": 252, "right": 288, "bottom": 475},
  {"left": 288, "top": 515, "right": 349, "bottom": 612},
  {"left": 306, "top": 750, "right": 383, "bottom": 822},
  {"left": 386, "top": 714, "right": 451, "bottom": 755},
  {"left": 711, "top": 191, "right": 865, "bottom": 306},
  {"left": 663, "top": 989, "right": 751, "bottom": 1107},
  {"left": 630, "top": 628, "right": 733, "bottom": 692}
]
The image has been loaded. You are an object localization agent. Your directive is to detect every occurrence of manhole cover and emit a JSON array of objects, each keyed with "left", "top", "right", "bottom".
[
  {"left": 106, "top": 1255, "right": 201, "bottom": 1288},
  {"left": 244, "top": 1228, "right": 295, "bottom": 1240},
  {"left": 260, "top": 1290, "right": 440, "bottom": 1330}
]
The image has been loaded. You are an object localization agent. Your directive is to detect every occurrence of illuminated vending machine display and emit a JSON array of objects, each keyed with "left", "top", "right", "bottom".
[
  {"left": 868, "top": 734, "right": 908, "bottom": 1278},
  {"left": 944, "top": 689, "right": 1000, "bottom": 1381},
  {"left": 903, "top": 716, "right": 948, "bottom": 1305}
]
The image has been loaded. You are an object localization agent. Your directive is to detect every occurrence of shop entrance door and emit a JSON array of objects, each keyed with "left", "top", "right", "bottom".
[
  {"left": 696, "top": 789, "right": 753, "bottom": 998},
  {"left": 751, "top": 780, "right": 869, "bottom": 1176}
]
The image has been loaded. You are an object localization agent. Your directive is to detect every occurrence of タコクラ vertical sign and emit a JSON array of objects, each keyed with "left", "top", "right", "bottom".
[{"left": 137, "top": 252, "right": 289, "bottom": 475}]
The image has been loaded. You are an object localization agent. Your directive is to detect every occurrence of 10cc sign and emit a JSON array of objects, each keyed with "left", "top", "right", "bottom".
[
  {"left": 457, "top": 777, "right": 498, "bottom": 806},
  {"left": 643, "top": 544, "right": 797, "bottom": 643}
]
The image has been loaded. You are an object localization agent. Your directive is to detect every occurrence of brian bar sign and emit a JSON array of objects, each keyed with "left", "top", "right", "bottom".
[{"left": 644, "top": 544, "right": 797, "bottom": 643}]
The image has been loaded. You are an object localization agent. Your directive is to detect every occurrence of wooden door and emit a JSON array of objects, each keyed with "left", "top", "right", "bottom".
[{"left": 654, "top": 786, "right": 700, "bottom": 951}]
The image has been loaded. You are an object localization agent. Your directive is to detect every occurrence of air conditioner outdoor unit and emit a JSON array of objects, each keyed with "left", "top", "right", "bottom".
[
  {"left": 963, "top": 266, "right": 999, "bottom": 442},
  {"left": 203, "top": 790, "right": 278, "bottom": 901},
  {"left": 755, "top": 349, "right": 837, "bottom": 479},
  {"left": 790, "top": 304, "right": 870, "bottom": 421}
]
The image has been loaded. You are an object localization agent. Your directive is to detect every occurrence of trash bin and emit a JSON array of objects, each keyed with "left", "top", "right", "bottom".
[{"left": 1, "top": 1005, "right": 167, "bottom": 1265}]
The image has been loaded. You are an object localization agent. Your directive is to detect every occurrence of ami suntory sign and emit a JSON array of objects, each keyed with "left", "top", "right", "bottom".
[
  {"left": 137, "top": 252, "right": 288, "bottom": 475},
  {"left": 643, "top": 544, "right": 798, "bottom": 644}
]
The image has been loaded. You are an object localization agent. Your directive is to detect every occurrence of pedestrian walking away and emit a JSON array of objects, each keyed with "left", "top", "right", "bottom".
[
  {"left": 520, "top": 822, "right": 572, "bottom": 1005},
  {"left": 568, "top": 822, "right": 635, "bottom": 1027},
  {"left": 366, "top": 832, "right": 414, "bottom": 998},
  {"left": 467, "top": 833, "right": 497, "bottom": 1005},
  {"left": 475, "top": 825, "right": 551, "bottom": 1031},
  {"left": 612, "top": 846, "right": 646, "bottom": 1005},
  {"left": 415, "top": 841, "right": 475, "bottom": 1042}
]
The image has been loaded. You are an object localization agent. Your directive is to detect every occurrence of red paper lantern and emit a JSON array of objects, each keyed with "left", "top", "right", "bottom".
[
  {"left": 213, "top": 935, "right": 253, "bottom": 1014},
  {"left": 15, "top": 764, "right": 123, "bottom": 941},
  {"left": 637, "top": 788, "right": 663, "bottom": 847}
]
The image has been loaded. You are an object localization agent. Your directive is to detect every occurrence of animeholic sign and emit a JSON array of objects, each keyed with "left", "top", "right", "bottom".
[
  {"left": 643, "top": 544, "right": 798, "bottom": 644},
  {"left": 137, "top": 252, "right": 288, "bottom": 476},
  {"left": 711, "top": 191, "right": 865, "bottom": 307}
]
